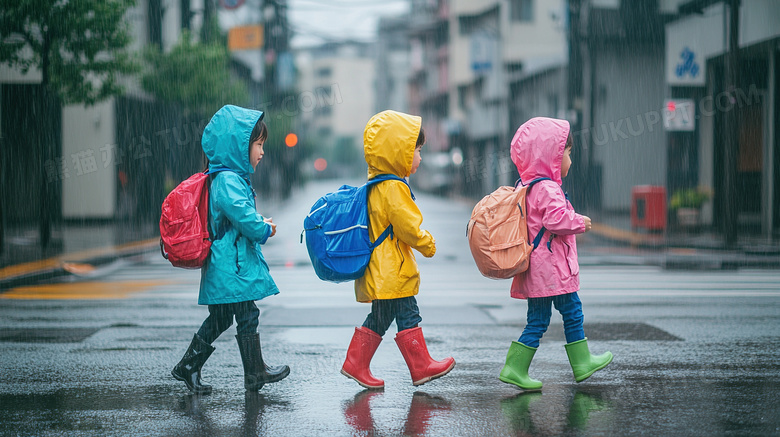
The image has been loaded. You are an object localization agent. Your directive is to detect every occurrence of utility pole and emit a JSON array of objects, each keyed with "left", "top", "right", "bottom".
[
  {"left": 262, "top": 0, "right": 297, "bottom": 196},
  {"left": 723, "top": 0, "right": 740, "bottom": 247},
  {"left": 566, "top": 0, "right": 585, "bottom": 207},
  {"left": 202, "top": 0, "right": 217, "bottom": 43},
  {"left": 0, "top": 171, "right": 4, "bottom": 253}
]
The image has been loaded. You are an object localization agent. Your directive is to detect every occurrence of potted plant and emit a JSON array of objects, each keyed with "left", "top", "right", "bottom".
[{"left": 669, "top": 187, "right": 712, "bottom": 227}]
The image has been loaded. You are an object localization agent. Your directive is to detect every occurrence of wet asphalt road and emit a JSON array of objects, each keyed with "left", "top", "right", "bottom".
[{"left": 1, "top": 182, "right": 779, "bottom": 436}]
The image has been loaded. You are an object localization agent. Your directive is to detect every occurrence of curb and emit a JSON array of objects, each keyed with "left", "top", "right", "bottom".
[
  {"left": 589, "top": 223, "right": 665, "bottom": 249},
  {"left": 0, "top": 239, "right": 160, "bottom": 291},
  {"left": 588, "top": 223, "right": 780, "bottom": 270},
  {"left": 2, "top": 221, "right": 778, "bottom": 288}
]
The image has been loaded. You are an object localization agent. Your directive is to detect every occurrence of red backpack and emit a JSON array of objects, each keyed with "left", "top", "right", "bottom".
[{"left": 159, "top": 168, "right": 230, "bottom": 268}]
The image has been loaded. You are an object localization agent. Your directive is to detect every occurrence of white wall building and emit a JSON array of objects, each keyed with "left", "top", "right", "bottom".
[
  {"left": 61, "top": 0, "right": 203, "bottom": 220},
  {"left": 296, "top": 41, "right": 375, "bottom": 177}
]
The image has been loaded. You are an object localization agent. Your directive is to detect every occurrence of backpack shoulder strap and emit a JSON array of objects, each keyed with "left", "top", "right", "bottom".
[
  {"left": 523, "top": 177, "right": 551, "bottom": 251},
  {"left": 203, "top": 167, "right": 237, "bottom": 242},
  {"left": 370, "top": 225, "right": 394, "bottom": 249},
  {"left": 364, "top": 174, "right": 415, "bottom": 246},
  {"left": 526, "top": 177, "right": 551, "bottom": 187},
  {"left": 205, "top": 166, "right": 232, "bottom": 176},
  {"left": 368, "top": 174, "right": 415, "bottom": 201}
]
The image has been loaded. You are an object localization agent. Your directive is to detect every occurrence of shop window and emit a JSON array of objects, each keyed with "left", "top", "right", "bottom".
[{"left": 511, "top": 0, "right": 534, "bottom": 22}]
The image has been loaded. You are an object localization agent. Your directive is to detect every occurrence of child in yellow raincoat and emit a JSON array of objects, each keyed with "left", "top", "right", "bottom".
[{"left": 340, "top": 110, "right": 455, "bottom": 389}]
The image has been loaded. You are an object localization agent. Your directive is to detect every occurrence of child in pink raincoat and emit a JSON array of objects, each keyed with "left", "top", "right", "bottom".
[{"left": 498, "top": 117, "right": 612, "bottom": 391}]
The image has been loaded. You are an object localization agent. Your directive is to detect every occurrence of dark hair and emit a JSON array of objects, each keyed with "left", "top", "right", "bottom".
[
  {"left": 416, "top": 126, "right": 426, "bottom": 148},
  {"left": 565, "top": 134, "right": 573, "bottom": 151},
  {"left": 250, "top": 119, "right": 268, "bottom": 145}
]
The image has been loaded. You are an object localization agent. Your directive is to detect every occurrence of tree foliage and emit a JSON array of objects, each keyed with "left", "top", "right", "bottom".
[
  {"left": 0, "top": 0, "right": 139, "bottom": 105},
  {"left": 142, "top": 31, "right": 249, "bottom": 117}
]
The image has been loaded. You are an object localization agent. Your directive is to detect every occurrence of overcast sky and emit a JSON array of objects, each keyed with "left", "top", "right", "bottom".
[
  {"left": 288, "top": 0, "right": 408, "bottom": 47},
  {"left": 219, "top": 0, "right": 409, "bottom": 48}
]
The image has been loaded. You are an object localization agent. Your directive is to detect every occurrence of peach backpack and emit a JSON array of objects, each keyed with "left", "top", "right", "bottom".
[{"left": 466, "top": 178, "right": 549, "bottom": 279}]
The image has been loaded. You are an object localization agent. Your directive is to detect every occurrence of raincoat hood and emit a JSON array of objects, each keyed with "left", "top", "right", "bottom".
[
  {"left": 202, "top": 105, "right": 264, "bottom": 177},
  {"left": 363, "top": 110, "right": 421, "bottom": 179},
  {"left": 510, "top": 117, "right": 570, "bottom": 185}
]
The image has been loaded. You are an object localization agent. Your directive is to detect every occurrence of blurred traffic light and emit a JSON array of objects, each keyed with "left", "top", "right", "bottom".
[{"left": 285, "top": 133, "right": 298, "bottom": 147}]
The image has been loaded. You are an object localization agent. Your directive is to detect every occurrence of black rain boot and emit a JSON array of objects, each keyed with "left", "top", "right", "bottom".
[
  {"left": 172, "top": 334, "right": 215, "bottom": 394},
  {"left": 236, "top": 332, "right": 290, "bottom": 391}
]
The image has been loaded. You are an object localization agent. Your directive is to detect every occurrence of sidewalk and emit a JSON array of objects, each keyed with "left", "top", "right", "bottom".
[
  {"left": 586, "top": 211, "right": 780, "bottom": 269},
  {"left": 0, "top": 188, "right": 295, "bottom": 290},
  {"left": 2, "top": 183, "right": 780, "bottom": 290},
  {"left": 0, "top": 221, "right": 160, "bottom": 290}
]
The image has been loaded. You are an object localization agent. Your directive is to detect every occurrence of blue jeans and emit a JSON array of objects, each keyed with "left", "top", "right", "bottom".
[
  {"left": 362, "top": 296, "right": 423, "bottom": 337},
  {"left": 196, "top": 300, "right": 260, "bottom": 344},
  {"left": 518, "top": 292, "right": 585, "bottom": 348}
]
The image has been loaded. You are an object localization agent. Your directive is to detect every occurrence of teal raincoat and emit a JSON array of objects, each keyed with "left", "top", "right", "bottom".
[{"left": 198, "top": 105, "right": 279, "bottom": 305}]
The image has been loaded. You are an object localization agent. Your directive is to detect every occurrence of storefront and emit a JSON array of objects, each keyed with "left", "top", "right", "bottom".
[{"left": 666, "top": 0, "right": 779, "bottom": 239}]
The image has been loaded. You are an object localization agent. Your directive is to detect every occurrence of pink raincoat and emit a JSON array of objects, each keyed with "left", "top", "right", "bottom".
[{"left": 509, "top": 117, "right": 586, "bottom": 299}]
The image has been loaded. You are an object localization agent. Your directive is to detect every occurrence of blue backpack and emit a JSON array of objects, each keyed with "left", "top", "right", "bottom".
[{"left": 303, "top": 175, "right": 414, "bottom": 283}]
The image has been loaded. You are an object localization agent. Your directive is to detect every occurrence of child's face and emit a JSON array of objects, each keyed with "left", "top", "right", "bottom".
[
  {"left": 250, "top": 137, "right": 265, "bottom": 169},
  {"left": 561, "top": 147, "right": 572, "bottom": 178},
  {"left": 410, "top": 145, "right": 422, "bottom": 175}
]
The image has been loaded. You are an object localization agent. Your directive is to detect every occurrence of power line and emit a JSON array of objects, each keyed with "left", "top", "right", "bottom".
[{"left": 292, "top": 0, "right": 407, "bottom": 8}]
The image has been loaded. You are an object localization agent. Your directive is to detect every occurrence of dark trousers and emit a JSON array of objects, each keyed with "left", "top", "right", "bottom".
[
  {"left": 362, "top": 296, "right": 423, "bottom": 337},
  {"left": 196, "top": 300, "right": 260, "bottom": 344}
]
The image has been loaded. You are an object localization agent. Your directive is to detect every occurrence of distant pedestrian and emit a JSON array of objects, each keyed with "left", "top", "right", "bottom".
[
  {"left": 499, "top": 117, "right": 612, "bottom": 391},
  {"left": 341, "top": 110, "right": 455, "bottom": 389},
  {"left": 171, "top": 105, "right": 289, "bottom": 394}
]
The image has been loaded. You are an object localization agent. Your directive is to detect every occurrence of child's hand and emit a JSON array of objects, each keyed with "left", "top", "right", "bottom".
[
  {"left": 264, "top": 217, "right": 277, "bottom": 237},
  {"left": 581, "top": 215, "right": 592, "bottom": 232}
]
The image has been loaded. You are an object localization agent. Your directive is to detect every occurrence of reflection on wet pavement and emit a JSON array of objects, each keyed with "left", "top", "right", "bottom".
[{"left": 343, "top": 390, "right": 452, "bottom": 436}]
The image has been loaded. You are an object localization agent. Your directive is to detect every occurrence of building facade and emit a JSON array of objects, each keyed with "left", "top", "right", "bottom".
[
  {"left": 0, "top": 0, "right": 272, "bottom": 254},
  {"left": 666, "top": 0, "right": 780, "bottom": 238},
  {"left": 376, "top": 15, "right": 412, "bottom": 114},
  {"left": 295, "top": 41, "right": 375, "bottom": 178},
  {"left": 406, "top": 0, "right": 567, "bottom": 195},
  {"left": 1, "top": 0, "right": 201, "bottom": 232}
]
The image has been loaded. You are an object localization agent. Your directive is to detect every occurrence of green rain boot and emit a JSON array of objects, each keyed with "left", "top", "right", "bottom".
[
  {"left": 564, "top": 338, "right": 613, "bottom": 383},
  {"left": 499, "top": 341, "right": 543, "bottom": 391}
]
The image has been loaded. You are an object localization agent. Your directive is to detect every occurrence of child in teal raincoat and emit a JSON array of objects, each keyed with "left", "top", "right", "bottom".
[{"left": 172, "top": 105, "right": 289, "bottom": 394}]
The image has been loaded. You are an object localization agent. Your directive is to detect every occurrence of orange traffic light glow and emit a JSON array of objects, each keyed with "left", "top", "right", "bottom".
[{"left": 285, "top": 133, "right": 298, "bottom": 147}]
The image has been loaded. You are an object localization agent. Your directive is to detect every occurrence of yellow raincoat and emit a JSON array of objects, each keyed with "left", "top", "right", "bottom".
[{"left": 355, "top": 110, "right": 437, "bottom": 303}]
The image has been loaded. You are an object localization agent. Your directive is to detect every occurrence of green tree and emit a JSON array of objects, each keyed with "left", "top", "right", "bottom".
[
  {"left": 0, "top": 0, "right": 139, "bottom": 249},
  {"left": 0, "top": 0, "right": 139, "bottom": 104},
  {"left": 141, "top": 31, "right": 249, "bottom": 117}
]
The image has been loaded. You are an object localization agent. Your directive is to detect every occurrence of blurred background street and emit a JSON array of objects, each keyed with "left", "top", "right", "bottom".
[
  {"left": 3, "top": 0, "right": 780, "bottom": 268},
  {"left": 1, "top": 0, "right": 780, "bottom": 435},
  {"left": 1, "top": 180, "right": 779, "bottom": 436}
]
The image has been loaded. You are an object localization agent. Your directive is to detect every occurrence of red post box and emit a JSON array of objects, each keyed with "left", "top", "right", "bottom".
[{"left": 631, "top": 186, "right": 666, "bottom": 231}]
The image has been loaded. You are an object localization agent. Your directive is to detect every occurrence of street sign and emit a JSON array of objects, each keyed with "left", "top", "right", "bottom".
[
  {"left": 228, "top": 25, "right": 263, "bottom": 51},
  {"left": 663, "top": 99, "right": 695, "bottom": 131},
  {"left": 220, "top": 0, "right": 245, "bottom": 10},
  {"left": 470, "top": 31, "right": 495, "bottom": 74}
]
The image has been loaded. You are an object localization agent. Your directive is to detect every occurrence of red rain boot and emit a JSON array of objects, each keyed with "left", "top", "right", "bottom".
[
  {"left": 395, "top": 327, "right": 455, "bottom": 386},
  {"left": 341, "top": 327, "right": 385, "bottom": 389}
]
